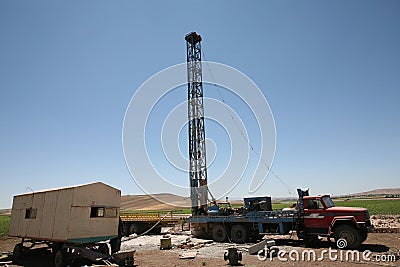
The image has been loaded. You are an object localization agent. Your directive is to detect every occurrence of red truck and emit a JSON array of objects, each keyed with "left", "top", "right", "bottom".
[
  {"left": 188, "top": 189, "right": 374, "bottom": 248},
  {"left": 298, "top": 191, "right": 374, "bottom": 248}
]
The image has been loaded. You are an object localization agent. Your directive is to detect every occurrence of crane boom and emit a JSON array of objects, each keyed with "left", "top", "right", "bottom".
[{"left": 185, "top": 32, "right": 208, "bottom": 216}]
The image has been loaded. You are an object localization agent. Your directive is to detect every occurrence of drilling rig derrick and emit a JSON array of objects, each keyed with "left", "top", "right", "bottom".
[{"left": 185, "top": 32, "right": 208, "bottom": 216}]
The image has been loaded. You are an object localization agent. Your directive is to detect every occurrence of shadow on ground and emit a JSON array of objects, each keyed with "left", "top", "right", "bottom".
[{"left": 6, "top": 247, "right": 96, "bottom": 267}]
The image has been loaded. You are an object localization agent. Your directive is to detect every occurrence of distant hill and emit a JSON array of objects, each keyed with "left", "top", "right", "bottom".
[
  {"left": 0, "top": 209, "right": 11, "bottom": 216},
  {"left": 120, "top": 193, "right": 191, "bottom": 210},
  {"left": 119, "top": 188, "right": 400, "bottom": 210},
  {"left": 349, "top": 188, "right": 400, "bottom": 197}
]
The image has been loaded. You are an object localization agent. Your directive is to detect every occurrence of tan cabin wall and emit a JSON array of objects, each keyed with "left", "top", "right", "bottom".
[
  {"left": 72, "top": 183, "right": 120, "bottom": 207},
  {"left": 52, "top": 189, "right": 73, "bottom": 241},
  {"left": 9, "top": 182, "right": 120, "bottom": 243},
  {"left": 68, "top": 207, "right": 119, "bottom": 240},
  {"left": 9, "top": 194, "right": 34, "bottom": 238}
]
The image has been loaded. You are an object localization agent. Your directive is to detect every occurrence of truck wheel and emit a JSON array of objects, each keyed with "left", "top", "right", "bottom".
[
  {"left": 12, "top": 243, "right": 24, "bottom": 265},
  {"left": 230, "top": 225, "right": 248, "bottom": 243},
  {"left": 334, "top": 225, "right": 361, "bottom": 249},
  {"left": 122, "top": 223, "right": 129, "bottom": 236},
  {"left": 212, "top": 224, "right": 227, "bottom": 242},
  {"left": 54, "top": 249, "right": 66, "bottom": 267},
  {"left": 360, "top": 229, "right": 368, "bottom": 243},
  {"left": 191, "top": 223, "right": 206, "bottom": 238},
  {"left": 129, "top": 223, "right": 145, "bottom": 235},
  {"left": 129, "top": 224, "right": 136, "bottom": 235}
]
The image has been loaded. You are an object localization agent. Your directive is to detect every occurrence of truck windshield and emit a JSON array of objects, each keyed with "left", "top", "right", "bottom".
[{"left": 322, "top": 196, "right": 335, "bottom": 208}]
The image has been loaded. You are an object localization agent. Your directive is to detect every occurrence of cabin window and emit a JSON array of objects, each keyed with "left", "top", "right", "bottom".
[
  {"left": 90, "top": 207, "right": 118, "bottom": 218},
  {"left": 104, "top": 208, "right": 118, "bottom": 218},
  {"left": 90, "top": 207, "right": 105, "bottom": 217},
  {"left": 25, "top": 208, "right": 37, "bottom": 219}
]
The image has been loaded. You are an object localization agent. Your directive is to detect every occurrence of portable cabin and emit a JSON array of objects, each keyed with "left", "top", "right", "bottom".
[{"left": 9, "top": 182, "right": 121, "bottom": 244}]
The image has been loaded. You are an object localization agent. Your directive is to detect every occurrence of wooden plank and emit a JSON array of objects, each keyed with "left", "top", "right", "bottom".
[
  {"left": 40, "top": 191, "right": 58, "bottom": 239},
  {"left": 16, "top": 194, "right": 32, "bottom": 238},
  {"left": 8, "top": 209, "right": 20, "bottom": 237},
  {"left": 180, "top": 252, "right": 197, "bottom": 259},
  {"left": 53, "top": 189, "right": 73, "bottom": 241},
  {"left": 248, "top": 239, "right": 275, "bottom": 255},
  {"left": 26, "top": 192, "right": 45, "bottom": 238},
  {"left": 248, "top": 240, "right": 267, "bottom": 255}
]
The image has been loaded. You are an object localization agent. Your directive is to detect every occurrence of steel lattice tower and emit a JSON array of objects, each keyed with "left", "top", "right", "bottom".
[{"left": 185, "top": 32, "right": 208, "bottom": 216}]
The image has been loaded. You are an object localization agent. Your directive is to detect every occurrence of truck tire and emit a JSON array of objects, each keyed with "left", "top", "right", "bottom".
[
  {"left": 230, "top": 225, "right": 248, "bottom": 243},
  {"left": 122, "top": 223, "right": 130, "bottom": 236},
  {"left": 334, "top": 225, "right": 361, "bottom": 249},
  {"left": 360, "top": 228, "right": 368, "bottom": 243},
  {"left": 191, "top": 223, "right": 206, "bottom": 238},
  {"left": 212, "top": 224, "right": 227, "bottom": 242},
  {"left": 129, "top": 224, "right": 136, "bottom": 235},
  {"left": 129, "top": 223, "right": 145, "bottom": 235}
]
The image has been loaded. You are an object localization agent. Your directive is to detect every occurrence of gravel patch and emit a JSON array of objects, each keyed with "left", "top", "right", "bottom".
[{"left": 120, "top": 229, "right": 252, "bottom": 259}]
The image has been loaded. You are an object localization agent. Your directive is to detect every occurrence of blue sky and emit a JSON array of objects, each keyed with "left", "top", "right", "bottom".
[{"left": 0, "top": 1, "right": 399, "bottom": 208}]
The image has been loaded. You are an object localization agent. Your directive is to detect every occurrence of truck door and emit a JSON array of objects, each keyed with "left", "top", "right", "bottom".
[{"left": 303, "top": 199, "right": 329, "bottom": 234}]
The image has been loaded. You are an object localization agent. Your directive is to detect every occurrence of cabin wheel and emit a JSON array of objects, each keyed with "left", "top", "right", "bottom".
[
  {"left": 98, "top": 243, "right": 110, "bottom": 255},
  {"left": 12, "top": 243, "right": 24, "bottom": 265},
  {"left": 54, "top": 249, "right": 66, "bottom": 267}
]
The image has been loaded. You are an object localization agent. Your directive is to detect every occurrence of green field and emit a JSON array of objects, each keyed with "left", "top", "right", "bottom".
[
  {"left": 333, "top": 198, "right": 400, "bottom": 215},
  {"left": 128, "top": 198, "right": 400, "bottom": 215},
  {"left": 126, "top": 198, "right": 400, "bottom": 215},
  {"left": 0, "top": 215, "right": 10, "bottom": 237}
]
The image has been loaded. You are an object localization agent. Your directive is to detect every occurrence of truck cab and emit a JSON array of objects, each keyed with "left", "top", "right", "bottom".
[{"left": 301, "top": 195, "right": 374, "bottom": 248}]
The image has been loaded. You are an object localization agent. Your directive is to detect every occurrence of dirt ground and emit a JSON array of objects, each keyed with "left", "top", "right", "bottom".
[
  {"left": 1, "top": 231, "right": 399, "bottom": 267},
  {"left": 125, "top": 232, "right": 400, "bottom": 267}
]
